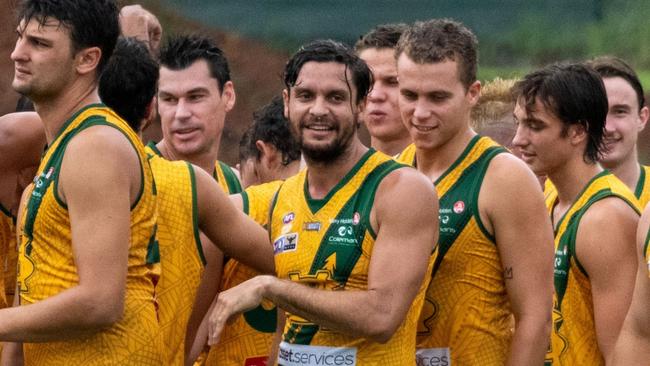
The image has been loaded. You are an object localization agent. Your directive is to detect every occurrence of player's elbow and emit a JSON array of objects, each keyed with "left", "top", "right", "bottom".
[
  {"left": 81, "top": 291, "right": 125, "bottom": 328},
  {"left": 365, "top": 313, "right": 401, "bottom": 344}
]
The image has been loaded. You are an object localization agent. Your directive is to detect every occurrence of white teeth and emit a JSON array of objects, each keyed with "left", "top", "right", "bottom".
[
  {"left": 413, "top": 125, "right": 434, "bottom": 132},
  {"left": 307, "top": 126, "right": 331, "bottom": 131}
]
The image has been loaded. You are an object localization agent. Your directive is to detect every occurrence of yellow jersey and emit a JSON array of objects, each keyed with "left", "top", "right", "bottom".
[
  {"left": 0, "top": 205, "right": 15, "bottom": 309},
  {"left": 271, "top": 149, "right": 430, "bottom": 365},
  {"left": 18, "top": 104, "right": 161, "bottom": 365},
  {"left": 635, "top": 165, "right": 650, "bottom": 208},
  {"left": 146, "top": 150, "right": 206, "bottom": 366},
  {"left": 545, "top": 171, "right": 640, "bottom": 365},
  {"left": 206, "top": 180, "right": 283, "bottom": 366},
  {"left": 398, "top": 136, "right": 512, "bottom": 365}
]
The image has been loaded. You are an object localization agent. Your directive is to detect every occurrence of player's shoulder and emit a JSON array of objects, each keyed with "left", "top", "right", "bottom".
[
  {"left": 483, "top": 152, "right": 541, "bottom": 193},
  {"left": 580, "top": 195, "right": 639, "bottom": 229},
  {"left": 376, "top": 165, "right": 436, "bottom": 205}
]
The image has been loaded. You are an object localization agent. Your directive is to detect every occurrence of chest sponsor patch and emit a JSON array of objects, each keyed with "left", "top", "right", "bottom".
[
  {"left": 274, "top": 233, "right": 298, "bottom": 255},
  {"left": 416, "top": 348, "right": 450, "bottom": 366},
  {"left": 278, "top": 342, "right": 356, "bottom": 366}
]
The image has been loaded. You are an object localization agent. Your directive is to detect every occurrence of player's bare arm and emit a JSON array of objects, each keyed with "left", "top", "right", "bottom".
[
  {"left": 576, "top": 197, "right": 638, "bottom": 361},
  {"left": 610, "top": 203, "right": 650, "bottom": 365},
  {"left": 0, "top": 126, "right": 140, "bottom": 341},
  {"left": 193, "top": 165, "right": 273, "bottom": 274},
  {"left": 207, "top": 167, "right": 438, "bottom": 345},
  {"left": 480, "top": 153, "right": 555, "bottom": 365}
]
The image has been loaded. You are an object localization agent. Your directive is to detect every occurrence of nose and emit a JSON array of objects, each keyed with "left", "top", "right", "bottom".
[
  {"left": 175, "top": 98, "right": 192, "bottom": 121},
  {"left": 11, "top": 36, "right": 28, "bottom": 63},
  {"left": 367, "top": 83, "right": 385, "bottom": 103},
  {"left": 412, "top": 100, "right": 431, "bottom": 121},
  {"left": 511, "top": 123, "right": 529, "bottom": 148},
  {"left": 309, "top": 96, "right": 328, "bottom": 119},
  {"left": 604, "top": 114, "right": 616, "bottom": 134}
]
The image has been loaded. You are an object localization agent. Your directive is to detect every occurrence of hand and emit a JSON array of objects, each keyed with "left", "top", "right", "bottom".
[
  {"left": 119, "top": 5, "right": 162, "bottom": 55},
  {"left": 207, "top": 275, "right": 271, "bottom": 345}
]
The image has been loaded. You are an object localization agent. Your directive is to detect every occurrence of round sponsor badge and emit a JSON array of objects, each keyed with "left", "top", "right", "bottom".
[
  {"left": 453, "top": 201, "right": 465, "bottom": 214},
  {"left": 283, "top": 212, "right": 295, "bottom": 224}
]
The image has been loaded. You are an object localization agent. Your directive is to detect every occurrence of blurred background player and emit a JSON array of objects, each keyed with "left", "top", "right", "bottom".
[
  {"left": 513, "top": 62, "right": 640, "bottom": 365},
  {"left": 355, "top": 23, "right": 411, "bottom": 156},
  {"left": 237, "top": 96, "right": 301, "bottom": 188},
  {"left": 98, "top": 36, "right": 274, "bottom": 366},
  {"left": 396, "top": 19, "right": 554, "bottom": 365},
  {"left": 588, "top": 56, "right": 650, "bottom": 207},
  {"left": 470, "top": 77, "right": 518, "bottom": 150}
]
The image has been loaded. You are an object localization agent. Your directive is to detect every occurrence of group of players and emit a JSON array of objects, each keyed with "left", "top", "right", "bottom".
[{"left": 0, "top": 0, "right": 649, "bottom": 365}]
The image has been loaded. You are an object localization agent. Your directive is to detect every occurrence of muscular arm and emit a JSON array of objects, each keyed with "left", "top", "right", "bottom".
[
  {"left": 194, "top": 166, "right": 273, "bottom": 274},
  {"left": 0, "top": 126, "right": 140, "bottom": 341},
  {"left": 481, "top": 154, "right": 554, "bottom": 366},
  {"left": 611, "top": 203, "right": 650, "bottom": 366},
  {"left": 577, "top": 198, "right": 639, "bottom": 361},
  {"left": 208, "top": 168, "right": 438, "bottom": 344}
]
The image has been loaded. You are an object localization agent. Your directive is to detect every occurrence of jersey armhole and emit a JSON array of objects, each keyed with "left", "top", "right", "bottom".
[
  {"left": 188, "top": 162, "right": 207, "bottom": 266},
  {"left": 52, "top": 118, "right": 145, "bottom": 212},
  {"left": 472, "top": 147, "right": 507, "bottom": 244}
]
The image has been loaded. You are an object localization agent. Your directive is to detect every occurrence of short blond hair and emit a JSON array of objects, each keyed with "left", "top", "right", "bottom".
[{"left": 471, "top": 78, "right": 518, "bottom": 131}]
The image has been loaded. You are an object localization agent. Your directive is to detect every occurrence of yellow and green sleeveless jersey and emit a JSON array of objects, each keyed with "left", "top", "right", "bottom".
[
  {"left": 644, "top": 224, "right": 650, "bottom": 279},
  {"left": 206, "top": 180, "right": 283, "bottom": 366},
  {"left": 635, "top": 165, "right": 650, "bottom": 208},
  {"left": 1, "top": 205, "right": 15, "bottom": 309},
  {"left": 398, "top": 136, "right": 512, "bottom": 365},
  {"left": 145, "top": 142, "right": 242, "bottom": 195},
  {"left": 17, "top": 104, "right": 162, "bottom": 365},
  {"left": 545, "top": 171, "right": 640, "bottom": 365},
  {"left": 271, "top": 149, "right": 431, "bottom": 366},
  {"left": 147, "top": 153, "right": 206, "bottom": 366}
]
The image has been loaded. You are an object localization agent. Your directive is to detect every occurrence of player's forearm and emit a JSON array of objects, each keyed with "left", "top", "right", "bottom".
[
  {"left": 0, "top": 285, "right": 122, "bottom": 342},
  {"left": 506, "top": 313, "right": 551, "bottom": 366},
  {"left": 0, "top": 341, "right": 23, "bottom": 366},
  {"left": 262, "top": 275, "right": 401, "bottom": 343}
]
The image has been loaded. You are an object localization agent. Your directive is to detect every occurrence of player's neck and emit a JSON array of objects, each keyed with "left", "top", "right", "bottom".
[
  {"left": 305, "top": 139, "right": 368, "bottom": 200},
  {"left": 549, "top": 156, "right": 603, "bottom": 208},
  {"left": 415, "top": 128, "right": 475, "bottom": 182},
  {"left": 602, "top": 152, "right": 641, "bottom": 192},
  {"left": 34, "top": 80, "right": 100, "bottom": 144},
  {"left": 157, "top": 140, "right": 220, "bottom": 174},
  {"left": 371, "top": 135, "right": 411, "bottom": 157}
]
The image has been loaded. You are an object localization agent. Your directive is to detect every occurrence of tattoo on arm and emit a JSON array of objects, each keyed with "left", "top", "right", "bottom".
[{"left": 504, "top": 266, "right": 513, "bottom": 279}]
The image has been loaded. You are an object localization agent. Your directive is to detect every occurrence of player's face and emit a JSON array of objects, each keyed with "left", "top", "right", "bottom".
[
  {"left": 512, "top": 98, "right": 573, "bottom": 176},
  {"left": 397, "top": 55, "right": 480, "bottom": 152},
  {"left": 283, "top": 61, "right": 362, "bottom": 163},
  {"left": 600, "top": 76, "right": 648, "bottom": 168},
  {"left": 359, "top": 48, "right": 409, "bottom": 144},
  {"left": 158, "top": 60, "right": 234, "bottom": 158},
  {"left": 11, "top": 18, "right": 77, "bottom": 101}
]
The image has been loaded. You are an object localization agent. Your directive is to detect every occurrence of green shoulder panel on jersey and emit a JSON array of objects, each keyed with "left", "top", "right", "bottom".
[
  {"left": 145, "top": 141, "right": 163, "bottom": 158},
  {"left": 304, "top": 149, "right": 375, "bottom": 213},
  {"left": 308, "top": 159, "right": 406, "bottom": 284},
  {"left": 188, "top": 162, "right": 206, "bottom": 265},
  {"left": 432, "top": 143, "right": 506, "bottom": 276},
  {"left": 216, "top": 161, "right": 243, "bottom": 194},
  {"left": 636, "top": 165, "right": 646, "bottom": 198},
  {"left": 241, "top": 190, "right": 250, "bottom": 216}
]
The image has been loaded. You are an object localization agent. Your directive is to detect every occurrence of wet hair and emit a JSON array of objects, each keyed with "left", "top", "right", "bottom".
[
  {"left": 396, "top": 18, "right": 478, "bottom": 89},
  {"left": 514, "top": 62, "right": 608, "bottom": 164},
  {"left": 17, "top": 0, "right": 119, "bottom": 74},
  {"left": 99, "top": 37, "right": 159, "bottom": 131},
  {"left": 240, "top": 96, "right": 301, "bottom": 166},
  {"left": 588, "top": 56, "right": 645, "bottom": 110},
  {"left": 159, "top": 34, "right": 230, "bottom": 93},
  {"left": 355, "top": 23, "right": 408, "bottom": 52},
  {"left": 283, "top": 39, "right": 372, "bottom": 105}
]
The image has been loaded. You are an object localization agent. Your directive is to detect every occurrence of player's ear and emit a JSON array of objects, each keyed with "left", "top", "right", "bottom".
[
  {"left": 256, "top": 140, "right": 279, "bottom": 169},
  {"left": 638, "top": 105, "right": 649, "bottom": 132},
  {"left": 466, "top": 80, "right": 481, "bottom": 106},
  {"left": 282, "top": 89, "right": 290, "bottom": 119},
  {"left": 222, "top": 81, "right": 236, "bottom": 112},
  {"left": 75, "top": 46, "right": 101, "bottom": 75},
  {"left": 568, "top": 123, "right": 588, "bottom": 146}
]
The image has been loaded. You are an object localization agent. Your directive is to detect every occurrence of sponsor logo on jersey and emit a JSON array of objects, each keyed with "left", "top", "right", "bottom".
[
  {"left": 453, "top": 200, "right": 465, "bottom": 214},
  {"left": 278, "top": 342, "right": 356, "bottom": 366},
  {"left": 416, "top": 348, "right": 450, "bottom": 366},
  {"left": 274, "top": 233, "right": 298, "bottom": 254},
  {"left": 283, "top": 212, "right": 295, "bottom": 224},
  {"left": 352, "top": 212, "right": 360, "bottom": 225},
  {"left": 303, "top": 222, "right": 321, "bottom": 231}
]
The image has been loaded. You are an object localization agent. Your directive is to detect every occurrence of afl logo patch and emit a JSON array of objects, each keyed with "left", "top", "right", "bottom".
[
  {"left": 282, "top": 212, "right": 295, "bottom": 224},
  {"left": 453, "top": 201, "right": 465, "bottom": 214},
  {"left": 352, "top": 212, "right": 360, "bottom": 225}
]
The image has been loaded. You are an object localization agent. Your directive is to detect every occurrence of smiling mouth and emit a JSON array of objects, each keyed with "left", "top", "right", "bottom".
[{"left": 411, "top": 123, "right": 436, "bottom": 132}]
